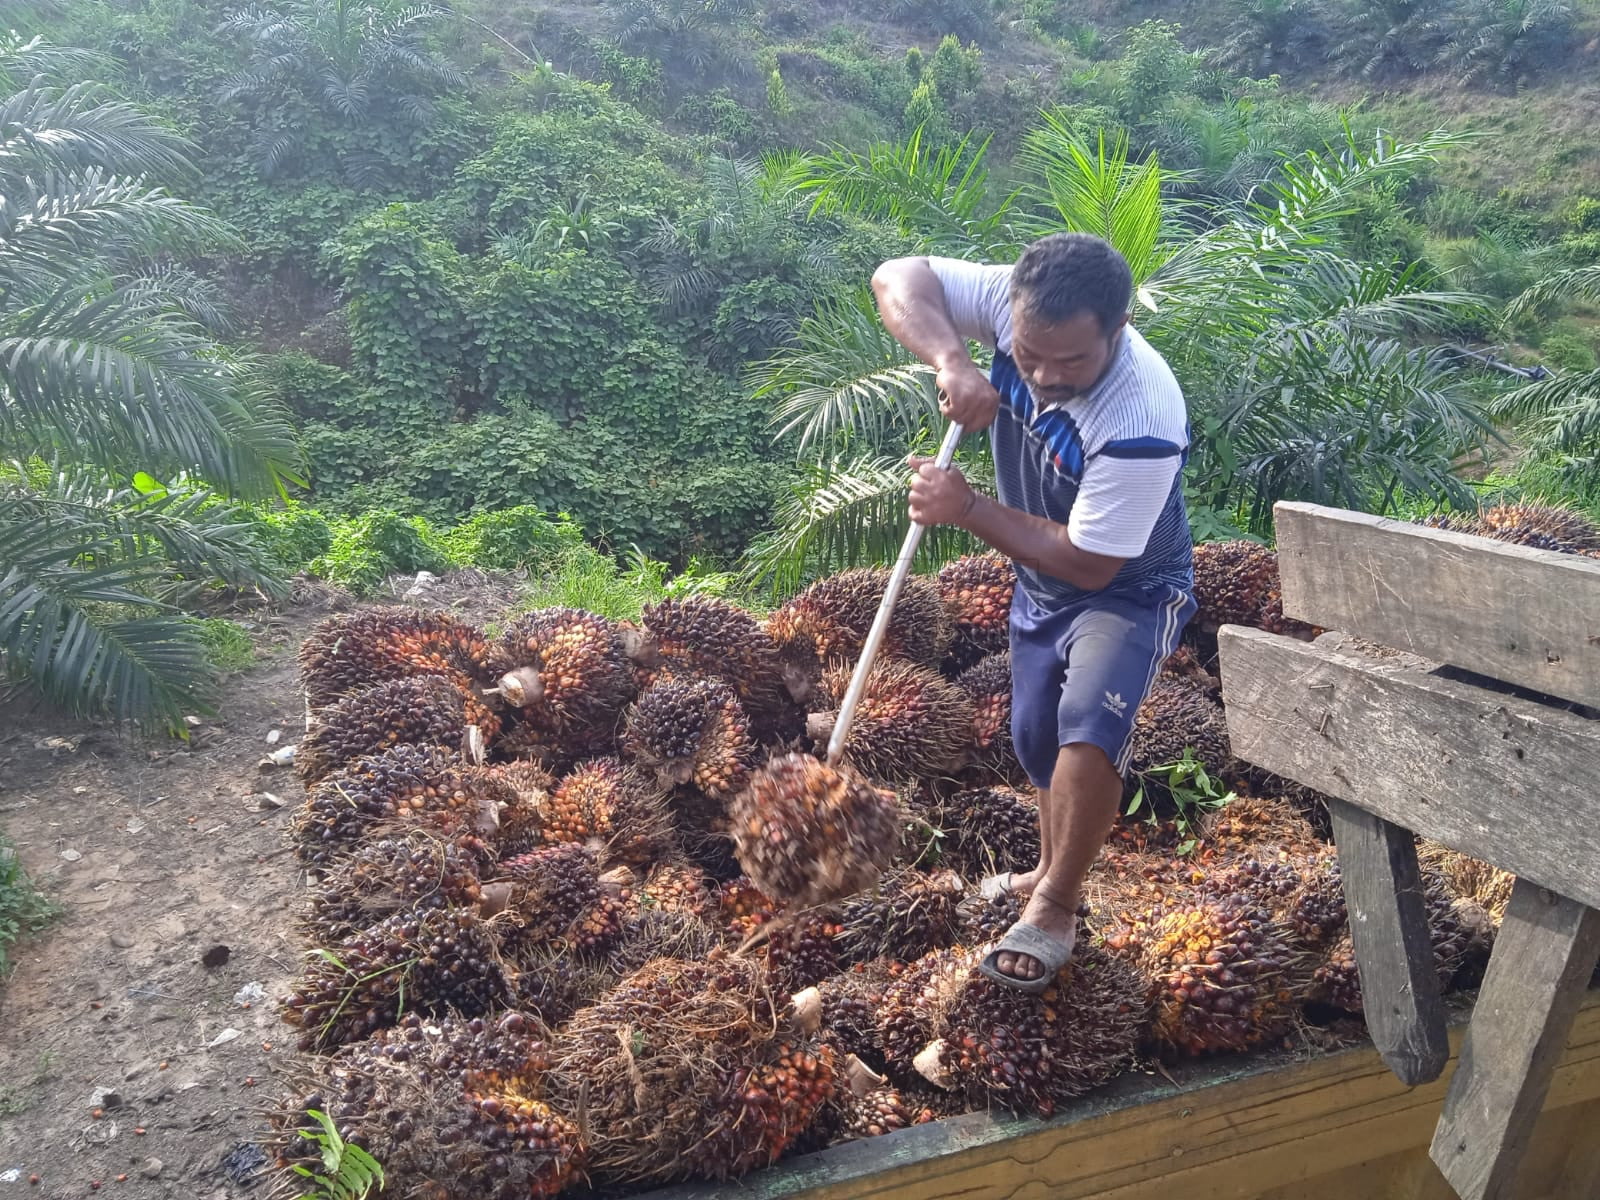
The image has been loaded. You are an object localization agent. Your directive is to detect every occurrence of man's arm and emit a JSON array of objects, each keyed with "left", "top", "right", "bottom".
[{"left": 871, "top": 257, "right": 1002, "bottom": 430}]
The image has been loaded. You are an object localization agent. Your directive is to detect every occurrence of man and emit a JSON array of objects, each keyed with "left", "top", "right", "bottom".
[{"left": 871, "top": 232, "right": 1195, "bottom": 993}]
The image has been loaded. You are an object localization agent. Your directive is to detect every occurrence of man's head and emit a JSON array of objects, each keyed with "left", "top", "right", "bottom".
[{"left": 1008, "top": 233, "right": 1132, "bottom": 406}]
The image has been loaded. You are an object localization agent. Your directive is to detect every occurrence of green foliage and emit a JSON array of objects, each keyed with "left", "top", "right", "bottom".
[
  {"left": 252, "top": 501, "right": 334, "bottom": 572},
  {"left": 292, "top": 1109, "right": 386, "bottom": 1200},
  {"left": 1125, "top": 749, "right": 1237, "bottom": 854},
  {"left": 1115, "top": 21, "right": 1204, "bottom": 121},
  {"left": 436, "top": 506, "right": 587, "bottom": 571},
  {"left": 0, "top": 839, "right": 59, "bottom": 978},
  {"left": 191, "top": 616, "right": 255, "bottom": 673},
  {"left": 310, "top": 510, "right": 448, "bottom": 594}
]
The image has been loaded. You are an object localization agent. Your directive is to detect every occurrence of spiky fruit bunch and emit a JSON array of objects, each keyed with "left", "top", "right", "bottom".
[
  {"left": 635, "top": 858, "right": 715, "bottom": 918},
  {"left": 928, "top": 941, "right": 1147, "bottom": 1116},
  {"left": 838, "top": 869, "right": 964, "bottom": 964},
  {"left": 542, "top": 757, "right": 672, "bottom": 868},
  {"left": 836, "top": 1087, "right": 923, "bottom": 1142},
  {"left": 955, "top": 653, "right": 1020, "bottom": 780},
  {"left": 937, "top": 552, "right": 1014, "bottom": 672},
  {"left": 292, "top": 747, "right": 511, "bottom": 865},
  {"left": 957, "top": 890, "right": 1026, "bottom": 946},
  {"left": 450, "top": 1071, "right": 587, "bottom": 1199},
  {"left": 488, "top": 843, "right": 603, "bottom": 951},
  {"left": 1474, "top": 503, "right": 1600, "bottom": 554},
  {"left": 716, "top": 876, "right": 778, "bottom": 942},
  {"left": 1191, "top": 540, "right": 1312, "bottom": 636},
  {"left": 640, "top": 596, "right": 797, "bottom": 729},
  {"left": 1106, "top": 896, "right": 1303, "bottom": 1057},
  {"left": 766, "top": 568, "right": 950, "bottom": 680},
  {"left": 298, "top": 608, "right": 500, "bottom": 709},
  {"left": 301, "top": 830, "right": 494, "bottom": 943},
  {"left": 506, "top": 947, "right": 611, "bottom": 1028},
  {"left": 611, "top": 908, "right": 725, "bottom": 976},
  {"left": 762, "top": 911, "right": 846, "bottom": 993},
  {"left": 548, "top": 956, "right": 834, "bottom": 1184},
  {"left": 809, "top": 660, "right": 976, "bottom": 781},
  {"left": 297, "top": 675, "right": 479, "bottom": 784},
  {"left": 1125, "top": 676, "right": 1233, "bottom": 785},
  {"left": 1160, "top": 644, "right": 1220, "bottom": 698},
  {"left": 817, "top": 968, "right": 892, "bottom": 1066},
  {"left": 1194, "top": 793, "right": 1321, "bottom": 862},
  {"left": 495, "top": 607, "right": 639, "bottom": 737},
  {"left": 943, "top": 786, "right": 1041, "bottom": 882},
  {"left": 877, "top": 949, "right": 968, "bottom": 1068},
  {"left": 623, "top": 676, "right": 758, "bottom": 798},
  {"left": 1310, "top": 932, "right": 1363, "bottom": 1013},
  {"left": 484, "top": 761, "right": 555, "bottom": 857},
  {"left": 1201, "top": 852, "right": 1347, "bottom": 950},
  {"left": 1418, "top": 840, "right": 1515, "bottom": 924},
  {"left": 281, "top": 909, "right": 505, "bottom": 1051},
  {"left": 730, "top": 754, "right": 900, "bottom": 907}
]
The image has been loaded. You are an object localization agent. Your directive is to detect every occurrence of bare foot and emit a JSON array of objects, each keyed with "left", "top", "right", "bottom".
[{"left": 993, "top": 889, "right": 1078, "bottom": 982}]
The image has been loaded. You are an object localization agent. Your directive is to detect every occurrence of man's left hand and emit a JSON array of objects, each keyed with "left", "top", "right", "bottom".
[{"left": 908, "top": 455, "right": 977, "bottom": 527}]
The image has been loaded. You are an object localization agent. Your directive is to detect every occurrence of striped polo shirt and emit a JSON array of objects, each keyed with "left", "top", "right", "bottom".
[{"left": 929, "top": 257, "right": 1194, "bottom": 609}]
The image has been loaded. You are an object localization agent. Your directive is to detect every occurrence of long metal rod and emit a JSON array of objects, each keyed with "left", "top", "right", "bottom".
[{"left": 827, "top": 420, "right": 965, "bottom": 766}]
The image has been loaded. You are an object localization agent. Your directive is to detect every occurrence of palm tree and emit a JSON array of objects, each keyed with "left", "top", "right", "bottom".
[
  {"left": 748, "top": 118, "right": 1489, "bottom": 583},
  {"left": 611, "top": 0, "right": 755, "bottom": 83},
  {"left": 218, "top": 0, "right": 464, "bottom": 177},
  {"left": 1, "top": 35, "right": 301, "bottom": 728},
  {"left": 1439, "top": 0, "right": 1574, "bottom": 89}
]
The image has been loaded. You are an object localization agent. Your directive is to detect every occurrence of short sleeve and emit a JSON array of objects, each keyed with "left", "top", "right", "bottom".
[
  {"left": 1067, "top": 452, "right": 1184, "bottom": 559},
  {"left": 926, "top": 257, "right": 1015, "bottom": 353}
]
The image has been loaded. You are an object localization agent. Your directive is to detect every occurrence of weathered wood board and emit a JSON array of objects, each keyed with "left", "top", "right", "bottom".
[
  {"left": 1430, "top": 881, "right": 1600, "bottom": 1200},
  {"left": 1271, "top": 501, "right": 1600, "bottom": 710},
  {"left": 1326, "top": 796, "right": 1449, "bottom": 1085},
  {"left": 1215, "top": 626, "right": 1600, "bottom": 910},
  {"left": 638, "top": 1000, "right": 1600, "bottom": 1200}
]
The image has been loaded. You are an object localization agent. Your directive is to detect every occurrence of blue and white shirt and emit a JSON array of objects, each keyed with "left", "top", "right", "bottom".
[{"left": 929, "top": 256, "right": 1194, "bottom": 608}]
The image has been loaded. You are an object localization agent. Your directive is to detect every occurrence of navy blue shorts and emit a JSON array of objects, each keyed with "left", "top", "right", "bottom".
[{"left": 1009, "top": 582, "right": 1196, "bottom": 789}]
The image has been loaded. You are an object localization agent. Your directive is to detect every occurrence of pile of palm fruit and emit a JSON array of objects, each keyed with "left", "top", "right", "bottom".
[{"left": 271, "top": 501, "right": 1599, "bottom": 1196}]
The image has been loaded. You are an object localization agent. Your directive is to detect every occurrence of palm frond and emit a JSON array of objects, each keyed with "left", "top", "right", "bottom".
[
  {"left": 0, "top": 82, "right": 198, "bottom": 186},
  {"left": 1505, "top": 263, "right": 1600, "bottom": 324},
  {"left": 1486, "top": 368, "right": 1600, "bottom": 454},
  {"left": 0, "top": 33, "right": 110, "bottom": 90}
]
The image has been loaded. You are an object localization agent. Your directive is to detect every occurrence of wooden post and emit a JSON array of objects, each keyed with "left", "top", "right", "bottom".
[
  {"left": 1326, "top": 797, "right": 1449, "bottom": 1085},
  {"left": 1429, "top": 880, "right": 1600, "bottom": 1200}
]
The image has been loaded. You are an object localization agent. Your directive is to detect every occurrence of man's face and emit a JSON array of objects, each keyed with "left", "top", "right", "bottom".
[{"left": 1010, "top": 307, "right": 1128, "bottom": 406}]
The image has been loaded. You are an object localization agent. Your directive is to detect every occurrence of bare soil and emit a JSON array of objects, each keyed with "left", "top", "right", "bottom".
[{"left": 0, "top": 573, "right": 524, "bottom": 1200}]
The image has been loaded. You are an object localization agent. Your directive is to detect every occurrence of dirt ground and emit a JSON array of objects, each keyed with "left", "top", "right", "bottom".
[{"left": 0, "top": 573, "right": 524, "bottom": 1200}]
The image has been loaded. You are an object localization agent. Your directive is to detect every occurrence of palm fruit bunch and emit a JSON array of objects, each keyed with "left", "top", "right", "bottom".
[
  {"left": 761, "top": 910, "right": 846, "bottom": 993},
  {"left": 291, "top": 746, "right": 512, "bottom": 866},
  {"left": 716, "top": 876, "right": 778, "bottom": 942},
  {"left": 1160, "top": 643, "right": 1221, "bottom": 698},
  {"left": 1200, "top": 851, "right": 1347, "bottom": 950},
  {"left": 808, "top": 660, "right": 976, "bottom": 781},
  {"left": 838, "top": 869, "right": 964, "bottom": 964},
  {"left": 730, "top": 753, "right": 901, "bottom": 907},
  {"left": 281, "top": 909, "right": 505, "bottom": 1052},
  {"left": 634, "top": 857, "right": 716, "bottom": 918},
  {"left": 876, "top": 948, "right": 969, "bottom": 1069},
  {"left": 1191, "top": 540, "right": 1313, "bottom": 637},
  {"left": 547, "top": 955, "right": 835, "bottom": 1185},
  {"left": 297, "top": 675, "right": 481, "bottom": 784},
  {"left": 1194, "top": 793, "right": 1321, "bottom": 863},
  {"left": 955, "top": 652, "right": 1021, "bottom": 781},
  {"left": 493, "top": 607, "right": 642, "bottom": 761},
  {"left": 1418, "top": 840, "right": 1515, "bottom": 924},
  {"left": 610, "top": 907, "right": 725, "bottom": 977},
  {"left": 281, "top": 1013, "right": 583, "bottom": 1200},
  {"left": 765, "top": 567, "right": 950, "bottom": 691},
  {"left": 504, "top": 945, "right": 612, "bottom": 1028},
  {"left": 833, "top": 1087, "right": 927, "bottom": 1143},
  {"left": 623, "top": 676, "right": 758, "bottom": 798},
  {"left": 1125, "top": 676, "right": 1234, "bottom": 787},
  {"left": 917, "top": 941, "right": 1148, "bottom": 1117},
  {"left": 640, "top": 596, "right": 800, "bottom": 735},
  {"left": 815, "top": 967, "right": 892, "bottom": 1066},
  {"left": 936, "top": 551, "right": 1014, "bottom": 672},
  {"left": 1426, "top": 502, "right": 1600, "bottom": 555},
  {"left": 1104, "top": 895, "right": 1304, "bottom": 1057},
  {"left": 957, "top": 889, "right": 1027, "bottom": 945},
  {"left": 485, "top": 843, "right": 604, "bottom": 953},
  {"left": 483, "top": 760, "right": 555, "bottom": 857},
  {"left": 297, "top": 607, "right": 500, "bottom": 709},
  {"left": 540, "top": 757, "right": 672, "bottom": 869},
  {"left": 301, "top": 829, "right": 495, "bottom": 943},
  {"left": 942, "top": 786, "right": 1041, "bottom": 883}
]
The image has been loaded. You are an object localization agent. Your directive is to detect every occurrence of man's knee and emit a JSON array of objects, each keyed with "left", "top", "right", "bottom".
[{"left": 1049, "top": 741, "right": 1119, "bottom": 799}]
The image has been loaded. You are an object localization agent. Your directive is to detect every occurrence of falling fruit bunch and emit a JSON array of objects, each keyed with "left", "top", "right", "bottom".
[{"left": 266, "top": 526, "right": 1563, "bottom": 1195}]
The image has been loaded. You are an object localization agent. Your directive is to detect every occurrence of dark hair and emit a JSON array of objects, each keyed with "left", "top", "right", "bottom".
[{"left": 1009, "top": 232, "right": 1133, "bottom": 334}]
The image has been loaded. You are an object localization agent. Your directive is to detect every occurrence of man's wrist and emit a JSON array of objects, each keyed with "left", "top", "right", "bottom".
[
  {"left": 956, "top": 490, "right": 981, "bottom": 528},
  {"left": 933, "top": 347, "right": 976, "bottom": 373}
]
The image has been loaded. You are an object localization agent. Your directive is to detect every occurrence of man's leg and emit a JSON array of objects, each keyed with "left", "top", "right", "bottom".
[{"left": 992, "top": 743, "right": 1120, "bottom": 981}]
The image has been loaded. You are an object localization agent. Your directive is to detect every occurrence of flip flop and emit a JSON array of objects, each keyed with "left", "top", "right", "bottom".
[
  {"left": 977, "top": 920, "right": 1077, "bottom": 995},
  {"left": 978, "top": 872, "right": 1015, "bottom": 902}
]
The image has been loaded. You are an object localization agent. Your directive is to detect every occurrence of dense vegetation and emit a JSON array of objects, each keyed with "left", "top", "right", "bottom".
[{"left": 2, "top": 0, "right": 1598, "bottom": 724}]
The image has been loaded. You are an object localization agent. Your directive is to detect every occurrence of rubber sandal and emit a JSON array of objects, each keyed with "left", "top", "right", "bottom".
[
  {"left": 979, "top": 872, "right": 1014, "bottom": 902},
  {"left": 977, "top": 920, "right": 1077, "bottom": 995}
]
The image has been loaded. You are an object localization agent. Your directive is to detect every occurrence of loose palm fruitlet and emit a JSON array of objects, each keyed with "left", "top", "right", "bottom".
[
  {"left": 808, "top": 660, "right": 976, "bottom": 781},
  {"left": 921, "top": 941, "right": 1147, "bottom": 1117},
  {"left": 547, "top": 955, "right": 835, "bottom": 1184},
  {"left": 281, "top": 909, "right": 506, "bottom": 1052},
  {"left": 1190, "top": 540, "right": 1313, "bottom": 636},
  {"left": 837, "top": 869, "right": 964, "bottom": 964},
  {"left": 297, "top": 675, "right": 483, "bottom": 784},
  {"left": 640, "top": 596, "right": 798, "bottom": 729},
  {"left": 623, "top": 676, "right": 759, "bottom": 798},
  {"left": 730, "top": 753, "right": 901, "bottom": 907},
  {"left": 766, "top": 567, "right": 951, "bottom": 686},
  {"left": 298, "top": 608, "right": 501, "bottom": 708},
  {"left": 937, "top": 551, "right": 1015, "bottom": 673}
]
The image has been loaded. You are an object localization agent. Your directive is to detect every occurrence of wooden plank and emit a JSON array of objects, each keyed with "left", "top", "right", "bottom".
[
  {"left": 1326, "top": 797, "right": 1450, "bottom": 1085},
  {"left": 638, "top": 1000, "right": 1600, "bottom": 1200},
  {"left": 1272, "top": 501, "right": 1600, "bottom": 710},
  {"left": 1215, "top": 626, "right": 1600, "bottom": 909},
  {"left": 1430, "top": 880, "right": 1600, "bottom": 1200}
]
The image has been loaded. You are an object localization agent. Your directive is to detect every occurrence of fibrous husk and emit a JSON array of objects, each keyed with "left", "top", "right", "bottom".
[
  {"left": 546, "top": 955, "right": 835, "bottom": 1184},
  {"left": 730, "top": 753, "right": 901, "bottom": 907},
  {"left": 808, "top": 660, "right": 976, "bottom": 781},
  {"left": 297, "top": 675, "right": 485, "bottom": 784},
  {"left": 936, "top": 552, "right": 1014, "bottom": 674},
  {"left": 623, "top": 676, "right": 759, "bottom": 799}
]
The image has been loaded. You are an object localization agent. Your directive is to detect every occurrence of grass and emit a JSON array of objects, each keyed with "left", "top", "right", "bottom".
[
  {"left": 0, "top": 836, "right": 59, "bottom": 980},
  {"left": 192, "top": 617, "right": 257, "bottom": 675},
  {"left": 0, "top": 1051, "right": 57, "bottom": 1117}
]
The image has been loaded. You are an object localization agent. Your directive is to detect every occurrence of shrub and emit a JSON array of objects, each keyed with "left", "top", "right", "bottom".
[
  {"left": 311, "top": 511, "right": 449, "bottom": 595},
  {"left": 253, "top": 502, "right": 335, "bottom": 573},
  {"left": 438, "top": 506, "right": 588, "bottom": 571},
  {"left": 191, "top": 617, "right": 256, "bottom": 674}
]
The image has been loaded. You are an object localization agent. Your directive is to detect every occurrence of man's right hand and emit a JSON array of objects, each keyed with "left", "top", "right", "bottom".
[{"left": 936, "top": 360, "right": 1001, "bottom": 431}]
